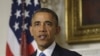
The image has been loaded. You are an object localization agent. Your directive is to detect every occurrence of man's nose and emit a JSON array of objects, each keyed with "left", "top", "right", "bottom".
[{"left": 39, "top": 24, "right": 47, "bottom": 32}]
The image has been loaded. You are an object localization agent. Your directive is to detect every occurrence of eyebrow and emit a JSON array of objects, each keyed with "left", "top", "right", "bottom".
[
  {"left": 45, "top": 21, "right": 52, "bottom": 24},
  {"left": 33, "top": 21, "right": 40, "bottom": 24},
  {"left": 33, "top": 20, "right": 53, "bottom": 24}
]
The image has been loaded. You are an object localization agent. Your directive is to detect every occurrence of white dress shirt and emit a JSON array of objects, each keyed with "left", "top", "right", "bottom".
[{"left": 36, "top": 41, "right": 56, "bottom": 56}]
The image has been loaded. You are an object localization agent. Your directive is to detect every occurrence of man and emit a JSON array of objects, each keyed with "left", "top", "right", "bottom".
[{"left": 30, "top": 8, "right": 81, "bottom": 56}]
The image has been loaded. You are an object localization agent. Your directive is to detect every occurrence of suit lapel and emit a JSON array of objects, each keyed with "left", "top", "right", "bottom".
[
  {"left": 31, "top": 44, "right": 61, "bottom": 56},
  {"left": 51, "top": 44, "right": 61, "bottom": 56}
]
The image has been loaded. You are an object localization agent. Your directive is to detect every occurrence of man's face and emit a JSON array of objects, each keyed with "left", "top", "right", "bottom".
[{"left": 30, "top": 12, "right": 60, "bottom": 50}]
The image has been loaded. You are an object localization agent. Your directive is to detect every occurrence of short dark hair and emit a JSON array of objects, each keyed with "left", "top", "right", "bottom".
[{"left": 32, "top": 8, "right": 59, "bottom": 26}]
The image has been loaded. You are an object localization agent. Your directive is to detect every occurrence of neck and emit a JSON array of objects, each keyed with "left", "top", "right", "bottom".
[
  {"left": 38, "top": 46, "right": 46, "bottom": 51},
  {"left": 38, "top": 42, "right": 54, "bottom": 51}
]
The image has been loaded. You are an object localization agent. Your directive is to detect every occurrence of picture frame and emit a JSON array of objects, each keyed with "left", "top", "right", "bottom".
[{"left": 65, "top": 0, "right": 100, "bottom": 44}]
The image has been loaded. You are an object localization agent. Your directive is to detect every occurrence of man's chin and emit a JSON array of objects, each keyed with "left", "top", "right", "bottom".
[{"left": 38, "top": 43, "right": 50, "bottom": 49}]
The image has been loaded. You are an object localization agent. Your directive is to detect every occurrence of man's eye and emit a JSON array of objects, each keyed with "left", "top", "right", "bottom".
[
  {"left": 46, "top": 23, "right": 52, "bottom": 26},
  {"left": 34, "top": 23, "right": 39, "bottom": 26}
]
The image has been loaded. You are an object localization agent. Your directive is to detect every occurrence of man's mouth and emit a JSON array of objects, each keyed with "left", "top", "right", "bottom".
[{"left": 38, "top": 35, "right": 47, "bottom": 40}]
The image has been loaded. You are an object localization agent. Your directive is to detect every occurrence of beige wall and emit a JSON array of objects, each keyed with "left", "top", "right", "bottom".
[
  {"left": 0, "top": 0, "right": 100, "bottom": 56},
  {"left": 0, "top": 0, "right": 11, "bottom": 56}
]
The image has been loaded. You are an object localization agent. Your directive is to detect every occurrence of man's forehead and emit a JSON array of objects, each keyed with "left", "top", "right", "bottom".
[
  {"left": 31, "top": 12, "right": 57, "bottom": 25},
  {"left": 32, "top": 15, "right": 55, "bottom": 22},
  {"left": 34, "top": 12, "right": 52, "bottom": 16},
  {"left": 32, "top": 19, "right": 54, "bottom": 22},
  {"left": 33, "top": 12, "right": 53, "bottom": 18}
]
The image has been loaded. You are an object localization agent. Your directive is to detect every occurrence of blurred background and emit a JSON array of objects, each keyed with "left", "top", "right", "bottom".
[{"left": 0, "top": 0, "right": 100, "bottom": 56}]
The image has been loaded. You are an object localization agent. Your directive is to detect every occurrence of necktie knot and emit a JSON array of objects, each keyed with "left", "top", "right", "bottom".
[{"left": 39, "top": 52, "right": 46, "bottom": 56}]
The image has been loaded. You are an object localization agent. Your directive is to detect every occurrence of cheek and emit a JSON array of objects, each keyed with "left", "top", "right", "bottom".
[
  {"left": 32, "top": 28, "right": 38, "bottom": 36},
  {"left": 32, "top": 30, "right": 38, "bottom": 40},
  {"left": 47, "top": 28, "right": 56, "bottom": 35}
]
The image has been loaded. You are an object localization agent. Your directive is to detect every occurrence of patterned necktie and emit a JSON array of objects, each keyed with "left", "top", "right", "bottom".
[{"left": 39, "top": 52, "right": 46, "bottom": 56}]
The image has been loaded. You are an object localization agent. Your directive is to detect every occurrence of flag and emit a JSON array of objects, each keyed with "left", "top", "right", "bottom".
[{"left": 6, "top": 0, "right": 40, "bottom": 56}]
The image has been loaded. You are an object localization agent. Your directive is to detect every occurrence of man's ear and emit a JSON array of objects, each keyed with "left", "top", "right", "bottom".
[{"left": 29, "top": 26, "right": 33, "bottom": 36}]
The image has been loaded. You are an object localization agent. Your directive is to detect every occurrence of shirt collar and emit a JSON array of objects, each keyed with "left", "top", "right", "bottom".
[{"left": 37, "top": 41, "right": 56, "bottom": 56}]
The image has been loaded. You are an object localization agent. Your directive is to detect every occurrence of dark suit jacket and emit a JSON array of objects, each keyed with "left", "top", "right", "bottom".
[{"left": 31, "top": 44, "right": 81, "bottom": 56}]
